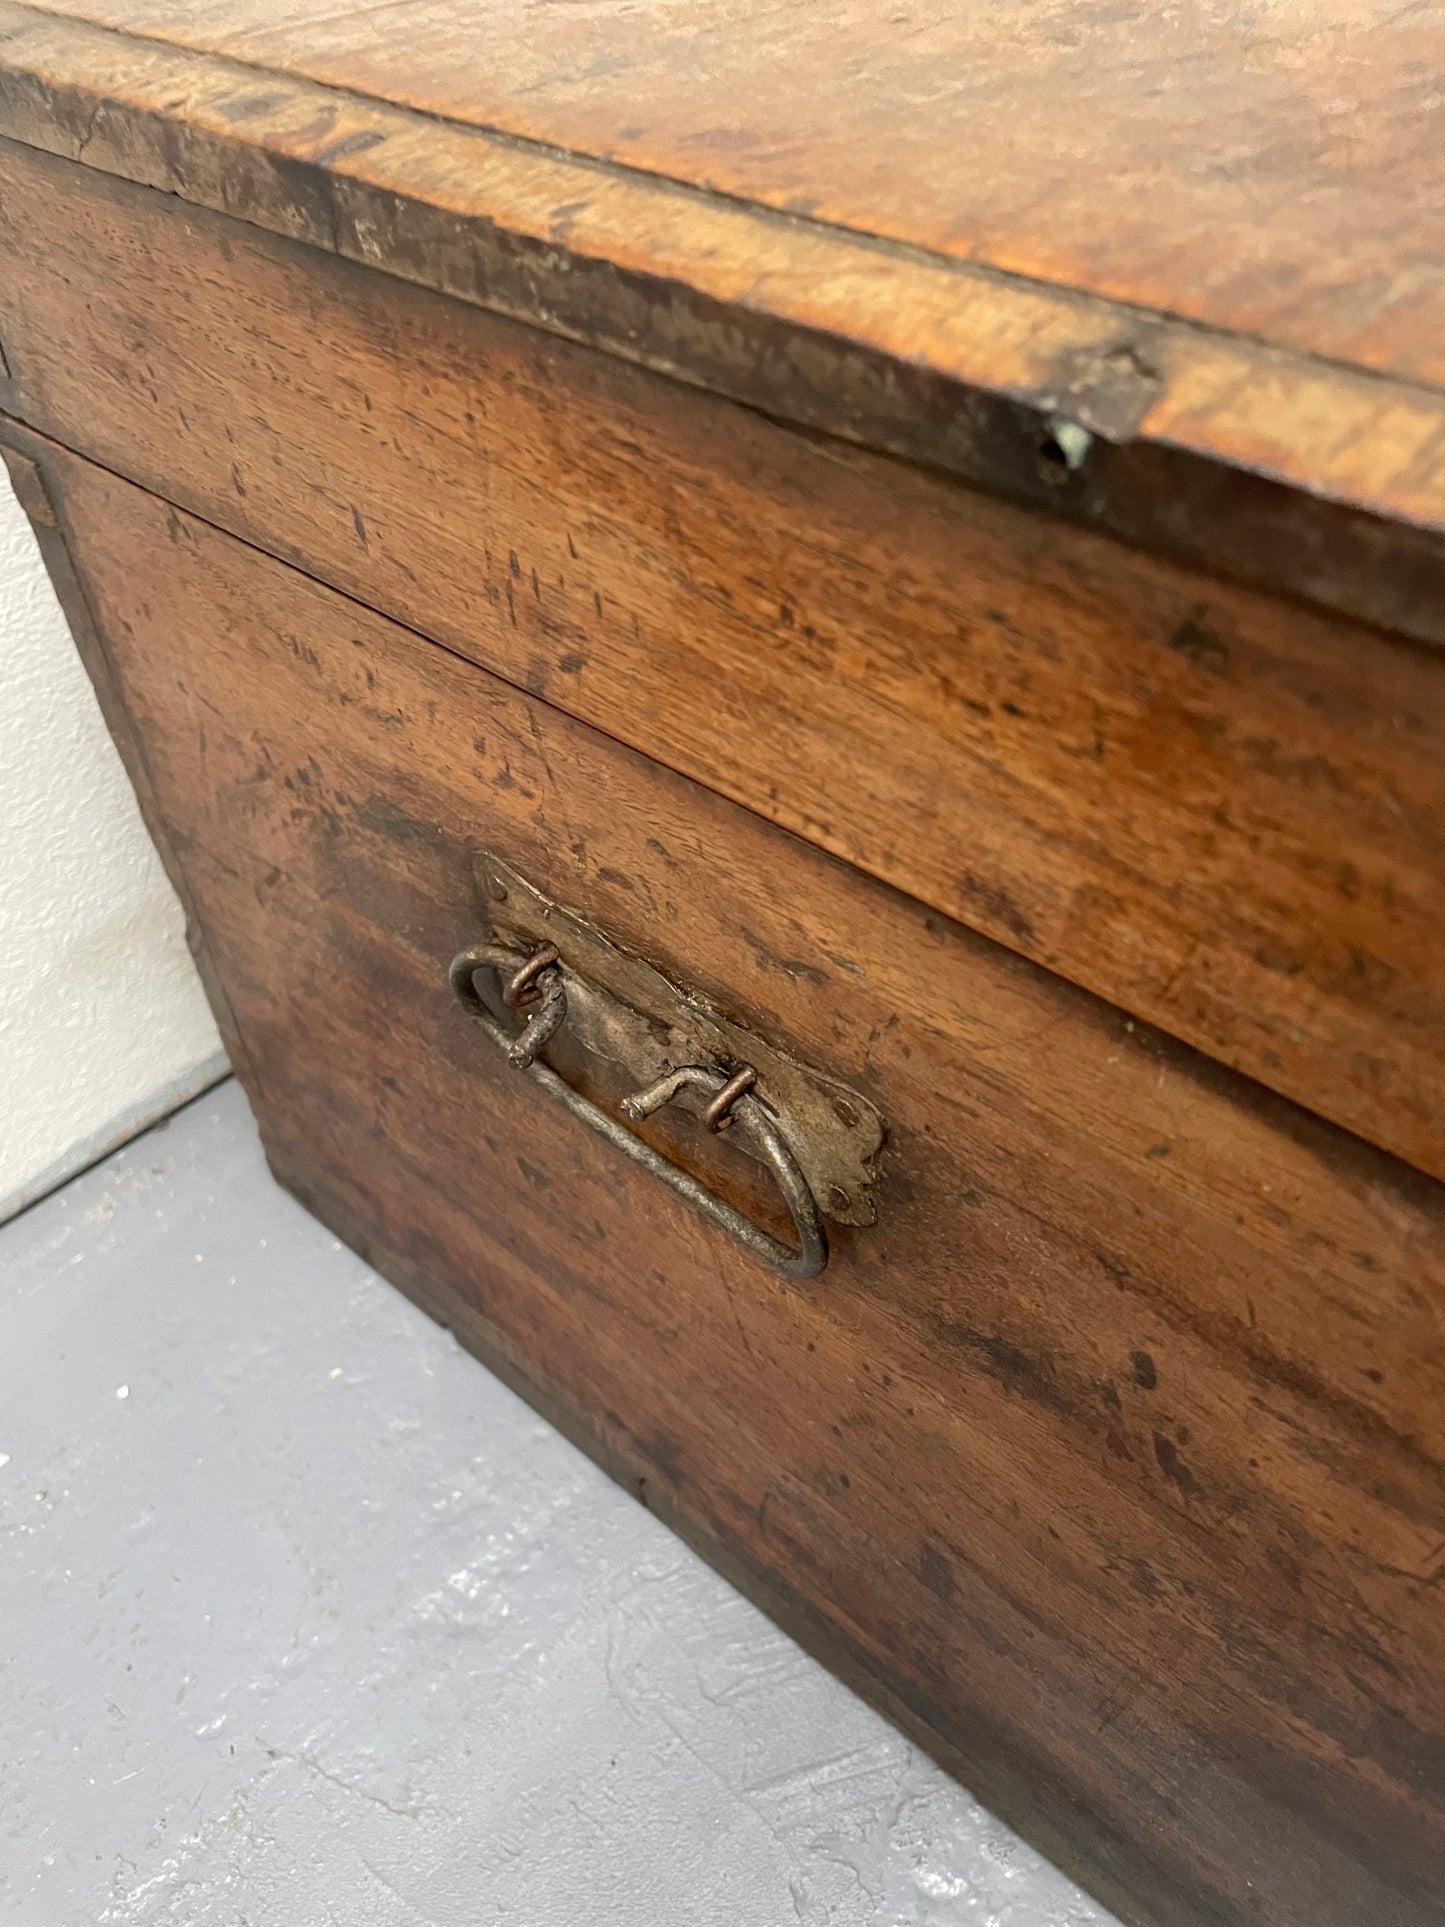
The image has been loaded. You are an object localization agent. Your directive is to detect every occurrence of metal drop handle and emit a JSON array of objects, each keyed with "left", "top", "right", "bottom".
[{"left": 449, "top": 945, "right": 828, "bottom": 1280}]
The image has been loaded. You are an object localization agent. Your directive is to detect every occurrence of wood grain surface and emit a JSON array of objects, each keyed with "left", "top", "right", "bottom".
[
  {"left": 8, "top": 0, "right": 1445, "bottom": 392},
  {"left": 3, "top": 139, "right": 1443, "bottom": 1186},
  {"left": 1, "top": 0, "right": 1444, "bottom": 619},
  {"left": 20, "top": 426, "right": 1444, "bottom": 1927}
]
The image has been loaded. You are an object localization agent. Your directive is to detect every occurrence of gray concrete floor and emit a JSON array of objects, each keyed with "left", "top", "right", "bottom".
[{"left": 1, "top": 1079, "right": 1120, "bottom": 1927}]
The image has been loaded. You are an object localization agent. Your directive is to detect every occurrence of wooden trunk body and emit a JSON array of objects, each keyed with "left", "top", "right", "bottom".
[{"left": 1, "top": 9, "right": 1442, "bottom": 1921}]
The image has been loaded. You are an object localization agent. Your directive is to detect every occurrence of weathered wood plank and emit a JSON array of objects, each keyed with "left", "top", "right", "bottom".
[{"left": 2, "top": 145, "right": 1443, "bottom": 1182}]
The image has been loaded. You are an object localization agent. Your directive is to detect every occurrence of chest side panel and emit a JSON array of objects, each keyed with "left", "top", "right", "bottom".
[{"left": 23, "top": 432, "right": 1445, "bottom": 1927}]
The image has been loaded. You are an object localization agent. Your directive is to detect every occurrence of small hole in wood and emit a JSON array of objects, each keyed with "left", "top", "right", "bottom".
[{"left": 1037, "top": 418, "right": 1093, "bottom": 484}]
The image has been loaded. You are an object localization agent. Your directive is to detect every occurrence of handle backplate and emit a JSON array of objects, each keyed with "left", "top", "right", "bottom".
[
  {"left": 470, "top": 849, "right": 884, "bottom": 1226},
  {"left": 448, "top": 849, "right": 886, "bottom": 1278}
]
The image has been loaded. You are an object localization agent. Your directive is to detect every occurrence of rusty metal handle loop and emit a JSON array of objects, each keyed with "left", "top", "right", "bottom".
[
  {"left": 448, "top": 947, "right": 827, "bottom": 1280},
  {"left": 618, "top": 1065, "right": 826, "bottom": 1278},
  {"left": 449, "top": 943, "right": 566, "bottom": 1068}
]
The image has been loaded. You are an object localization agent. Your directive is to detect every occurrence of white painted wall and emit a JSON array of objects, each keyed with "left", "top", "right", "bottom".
[{"left": 0, "top": 467, "right": 228, "bottom": 1222}]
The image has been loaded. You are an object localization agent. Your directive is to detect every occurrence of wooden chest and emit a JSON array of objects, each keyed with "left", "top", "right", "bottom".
[{"left": 2, "top": 6, "right": 1442, "bottom": 1921}]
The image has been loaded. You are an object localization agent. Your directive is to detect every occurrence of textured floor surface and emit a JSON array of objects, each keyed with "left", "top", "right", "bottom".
[{"left": 0, "top": 1079, "right": 1121, "bottom": 1926}]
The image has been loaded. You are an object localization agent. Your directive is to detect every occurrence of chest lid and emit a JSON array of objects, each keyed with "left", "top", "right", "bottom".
[{"left": 1, "top": 0, "right": 1444, "bottom": 635}]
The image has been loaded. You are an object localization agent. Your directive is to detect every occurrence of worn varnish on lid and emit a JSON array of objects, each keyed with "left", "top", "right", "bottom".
[
  {"left": 13, "top": 0, "right": 1441, "bottom": 380},
  {"left": 1, "top": 0, "right": 1445, "bottom": 644}
]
